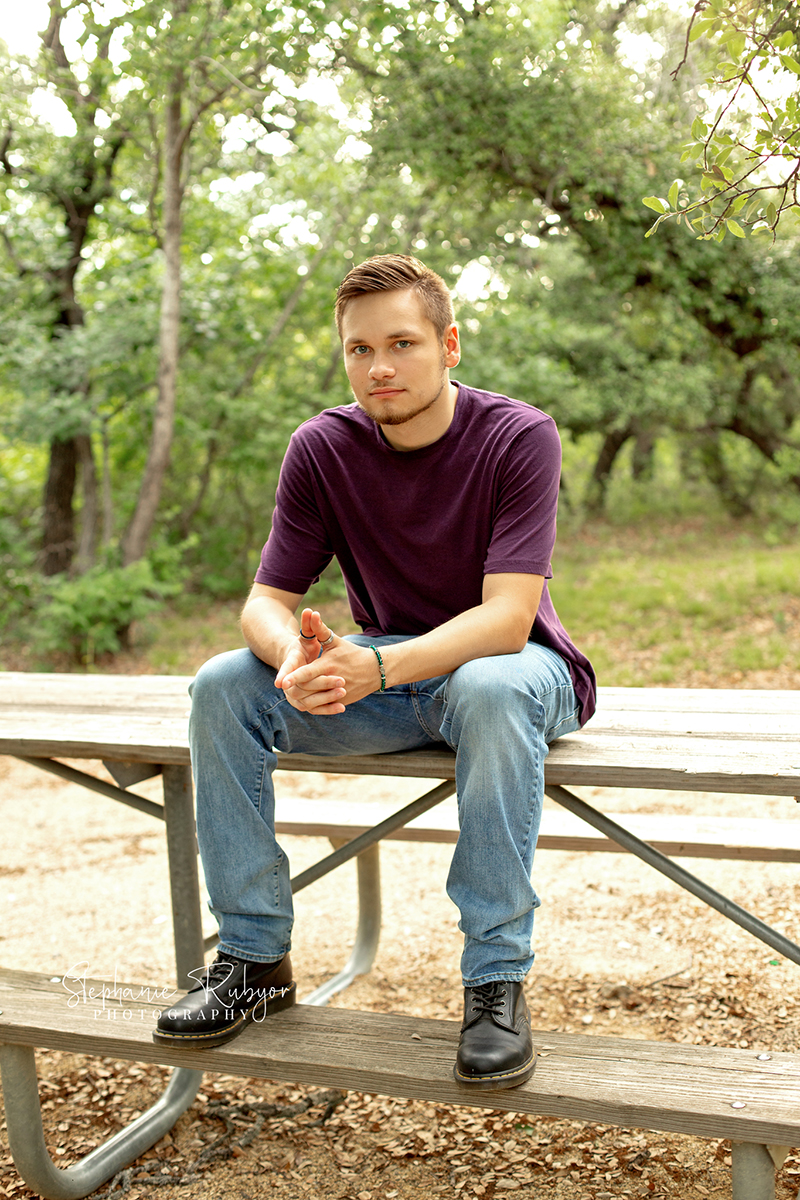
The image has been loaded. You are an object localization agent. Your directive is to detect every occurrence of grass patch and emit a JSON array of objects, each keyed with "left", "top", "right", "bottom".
[
  {"left": 4, "top": 515, "right": 797, "bottom": 689},
  {"left": 550, "top": 517, "right": 800, "bottom": 688}
]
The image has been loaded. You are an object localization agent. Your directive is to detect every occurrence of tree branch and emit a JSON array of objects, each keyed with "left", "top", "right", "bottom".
[{"left": 671, "top": 0, "right": 709, "bottom": 81}]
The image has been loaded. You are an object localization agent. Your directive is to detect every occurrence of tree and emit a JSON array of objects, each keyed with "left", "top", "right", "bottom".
[
  {"left": 645, "top": 0, "right": 800, "bottom": 240},
  {"left": 117, "top": 0, "right": 322, "bottom": 564},
  {"left": 1, "top": 0, "right": 328, "bottom": 574},
  {"left": 1, "top": 6, "right": 128, "bottom": 573},
  {"left": 337, "top": 0, "right": 800, "bottom": 512}
]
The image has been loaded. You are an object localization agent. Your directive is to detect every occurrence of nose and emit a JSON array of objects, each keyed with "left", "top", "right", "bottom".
[{"left": 368, "top": 353, "right": 395, "bottom": 380}]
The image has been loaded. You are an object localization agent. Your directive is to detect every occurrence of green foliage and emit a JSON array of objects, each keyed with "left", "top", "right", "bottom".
[
  {"left": 1, "top": 0, "right": 799, "bottom": 670},
  {"left": 29, "top": 552, "right": 187, "bottom": 666},
  {"left": 646, "top": 0, "right": 800, "bottom": 239}
]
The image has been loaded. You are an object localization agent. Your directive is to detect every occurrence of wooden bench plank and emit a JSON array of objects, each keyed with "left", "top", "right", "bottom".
[
  {"left": 274, "top": 798, "right": 800, "bottom": 862},
  {"left": 1, "top": 970, "right": 798, "bottom": 1146}
]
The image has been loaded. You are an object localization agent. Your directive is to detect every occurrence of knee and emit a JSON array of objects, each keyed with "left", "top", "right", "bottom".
[
  {"left": 190, "top": 649, "right": 274, "bottom": 719},
  {"left": 446, "top": 656, "right": 540, "bottom": 729},
  {"left": 448, "top": 656, "right": 527, "bottom": 707}
]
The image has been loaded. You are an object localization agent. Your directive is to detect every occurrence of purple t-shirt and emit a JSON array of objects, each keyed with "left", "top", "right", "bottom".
[{"left": 256, "top": 383, "right": 596, "bottom": 724}]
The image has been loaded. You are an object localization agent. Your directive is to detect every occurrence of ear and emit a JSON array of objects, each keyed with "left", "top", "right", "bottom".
[{"left": 444, "top": 322, "right": 461, "bottom": 368}]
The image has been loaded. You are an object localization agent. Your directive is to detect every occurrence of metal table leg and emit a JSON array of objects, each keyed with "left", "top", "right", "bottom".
[
  {"left": 302, "top": 842, "right": 382, "bottom": 1006},
  {"left": 6, "top": 758, "right": 206, "bottom": 1199},
  {"left": 0, "top": 1042, "right": 201, "bottom": 1200},
  {"left": 161, "top": 765, "right": 204, "bottom": 989},
  {"left": 731, "top": 1142, "right": 789, "bottom": 1200}
]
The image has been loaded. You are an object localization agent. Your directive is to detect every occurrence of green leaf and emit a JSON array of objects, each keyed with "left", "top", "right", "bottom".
[
  {"left": 727, "top": 31, "right": 746, "bottom": 59},
  {"left": 732, "top": 193, "right": 749, "bottom": 213},
  {"left": 767, "top": 201, "right": 777, "bottom": 225},
  {"left": 777, "top": 31, "right": 795, "bottom": 50},
  {"left": 668, "top": 180, "right": 680, "bottom": 208},
  {"left": 726, "top": 218, "right": 746, "bottom": 237},
  {"left": 690, "top": 17, "right": 714, "bottom": 41},
  {"left": 745, "top": 195, "right": 763, "bottom": 221},
  {"left": 779, "top": 54, "right": 800, "bottom": 75},
  {"left": 644, "top": 213, "right": 669, "bottom": 238},
  {"left": 643, "top": 196, "right": 668, "bottom": 214},
  {"left": 691, "top": 117, "right": 708, "bottom": 141}
]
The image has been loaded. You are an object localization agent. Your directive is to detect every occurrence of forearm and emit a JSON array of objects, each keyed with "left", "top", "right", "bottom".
[
  {"left": 241, "top": 594, "right": 301, "bottom": 669},
  {"left": 380, "top": 589, "right": 538, "bottom": 689}
]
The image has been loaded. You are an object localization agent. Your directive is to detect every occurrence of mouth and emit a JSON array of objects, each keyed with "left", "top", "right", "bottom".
[{"left": 369, "top": 387, "right": 404, "bottom": 398}]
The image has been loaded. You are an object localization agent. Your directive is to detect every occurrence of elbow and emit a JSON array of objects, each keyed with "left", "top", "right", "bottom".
[{"left": 505, "top": 619, "right": 534, "bottom": 656}]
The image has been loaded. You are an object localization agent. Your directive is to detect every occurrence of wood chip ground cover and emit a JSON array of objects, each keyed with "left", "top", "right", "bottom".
[{"left": 2, "top": 756, "right": 800, "bottom": 1199}]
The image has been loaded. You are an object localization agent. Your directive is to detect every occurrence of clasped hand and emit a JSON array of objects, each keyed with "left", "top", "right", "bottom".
[{"left": 275, "top": 608, "right": 380, "bottom": 715}]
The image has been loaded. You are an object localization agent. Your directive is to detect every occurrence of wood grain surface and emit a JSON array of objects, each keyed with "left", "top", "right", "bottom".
[
  {"left": 1, "top": 969, "right": 799, "bottom": 1146},
  {"left": 1, "top": 674, "right": 799, "bottom": 795}
]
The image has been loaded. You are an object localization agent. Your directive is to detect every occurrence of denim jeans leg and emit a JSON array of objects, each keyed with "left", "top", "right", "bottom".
[
  {"left": 436, "top": 643, "right": 581, "bottom": 987},
  {"left": 189, "top": 641, "right": 442, "bottom": 964}
]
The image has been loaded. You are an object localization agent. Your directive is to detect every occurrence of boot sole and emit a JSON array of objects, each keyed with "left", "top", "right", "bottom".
[
  {"left": 152, "top": 981, "right": 296, "bottom": 1049},
  {"left": 453, "top": 1047, "right": 537, "bottom": 1090}
]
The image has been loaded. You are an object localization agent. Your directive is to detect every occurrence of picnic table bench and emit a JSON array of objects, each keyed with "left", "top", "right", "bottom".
[{"left": 1, "top": 671, "right": 799, "bottom": 1200}]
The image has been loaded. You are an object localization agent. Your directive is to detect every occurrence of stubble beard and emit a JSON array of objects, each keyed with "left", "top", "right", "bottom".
[{"left": 357, "top": 358, "right": 448, "bottom": 429}]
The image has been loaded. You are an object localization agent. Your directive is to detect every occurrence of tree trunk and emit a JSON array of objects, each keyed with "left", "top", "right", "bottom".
[
  {"left": 698, "top": 434, "right": 754, "bottom": 517},
  {"left": 122, "top": 78, "right": 184, "bottom": 566},
  {"left": 74, "top": 432, "right": 99, "bottom": 573},
  {"left": 585, "top": 426, "right": 632, "bottom": 511},
  {"left": 41, "top": 437, "right": 77, "bottom": 575},
  {"left": 632, "top": 428, "right": 655, "bottom": 480}
]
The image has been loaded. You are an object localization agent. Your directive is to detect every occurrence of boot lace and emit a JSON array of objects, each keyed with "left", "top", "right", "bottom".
[{"left": 465, "top": 982, "right": 515, "bottom": 1031}]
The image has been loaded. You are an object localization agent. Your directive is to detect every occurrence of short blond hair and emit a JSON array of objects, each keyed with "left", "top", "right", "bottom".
[{"left": 335, "top": 254, "right": 455, "bottom": 340}]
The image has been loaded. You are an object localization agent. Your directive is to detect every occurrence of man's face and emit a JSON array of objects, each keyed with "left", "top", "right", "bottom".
[{"left": 340, "top": 288, "right": 459, "bottom": 429}]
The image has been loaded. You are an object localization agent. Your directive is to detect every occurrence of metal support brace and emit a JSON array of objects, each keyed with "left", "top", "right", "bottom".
[
  {"left": 0, "top": 1043, "right": 201, "bottom": 1200},
  {"left": 14, "top": 756, "right": 164, "bottom": 821},
  {"left": 290, "top": 779, "right": 457, "bottom": 894},
  {"left": 291, "top": 780, "right": 454, "bottom": 1004},
  {"left": 731, "top": 1142, "right": 790, "bottom": 1200},
  {"left": 545, "top": 785, "right": 800, "bottom": 966},
  {"left": 302, "top": 842, "right": 382, "bottom": 1006}
]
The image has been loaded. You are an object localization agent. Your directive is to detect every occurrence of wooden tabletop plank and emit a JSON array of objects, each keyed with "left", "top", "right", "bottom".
[
  {"left": 1, "top": 674, "right": 798, "bottom": 794},
  {"left": 1, "top": 969, "right": 799, "bottom": 1144}
]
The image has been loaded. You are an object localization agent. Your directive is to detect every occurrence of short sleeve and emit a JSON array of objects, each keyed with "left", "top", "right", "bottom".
[
  {"left": 483, "top": 417, "right": 561, "bottom": 579},
  {"left": 254, "top": 433, "right": 334, "bottom": 592}
]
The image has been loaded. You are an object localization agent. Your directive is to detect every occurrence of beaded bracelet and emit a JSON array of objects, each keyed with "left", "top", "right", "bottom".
[{"left": 369, "top": 644, "right": 386, "bottom": 692}]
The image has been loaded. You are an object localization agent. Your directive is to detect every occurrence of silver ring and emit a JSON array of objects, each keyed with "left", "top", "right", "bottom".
[{"left": 320, "top": 632, "right": 334, "bottom": 646}]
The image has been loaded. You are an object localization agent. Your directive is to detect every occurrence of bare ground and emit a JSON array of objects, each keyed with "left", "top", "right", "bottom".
[{"left": 2, "top": 755, "right": 800, "bottom": 1200}]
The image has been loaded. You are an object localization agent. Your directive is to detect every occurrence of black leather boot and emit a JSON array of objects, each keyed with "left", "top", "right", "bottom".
[
  {"left": 454, "top": 980, "right": 536, "bottom": 1089},
  {"left": 153, "top": 953, "right": 295, "bottom": 1048}
]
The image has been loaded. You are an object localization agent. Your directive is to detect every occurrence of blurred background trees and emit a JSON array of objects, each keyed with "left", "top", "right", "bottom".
[{"left": 1, "top": 0, "right": 798, "bottom": 663}]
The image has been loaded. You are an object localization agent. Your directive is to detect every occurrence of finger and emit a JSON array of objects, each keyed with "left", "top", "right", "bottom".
[
  {"left": 309, "top": 609, "right": 337, "bottom": 648},
  {"left": 286, "top": 687, "right": 346, "bottom": 715},
  {"left": 288, "top": 696, "right": 346, "bottom": 716},
  {"left": 299, "top": 607, "right": 320, "bottom": 641},
  {"left": 282, "top": 669, "right": 345, "bottom": 691}
]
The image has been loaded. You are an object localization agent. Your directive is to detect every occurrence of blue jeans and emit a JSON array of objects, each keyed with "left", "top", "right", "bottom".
[{"left": 189, "top": 636, "right": 581, "bottom": 986}]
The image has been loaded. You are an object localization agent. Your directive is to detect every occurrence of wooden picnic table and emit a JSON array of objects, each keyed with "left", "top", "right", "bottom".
[{"left": 1, "top": 671, "right": 800, "bottom": 1200}]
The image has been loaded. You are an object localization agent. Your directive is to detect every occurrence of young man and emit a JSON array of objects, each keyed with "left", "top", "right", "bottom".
[{"left": 154, "top": 254, "right": 595, "bottom": 1091}]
